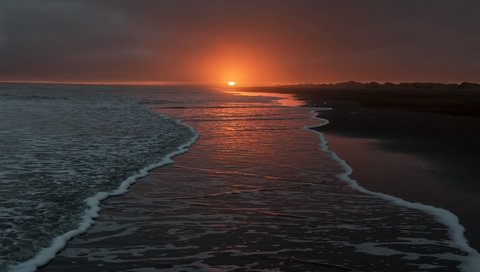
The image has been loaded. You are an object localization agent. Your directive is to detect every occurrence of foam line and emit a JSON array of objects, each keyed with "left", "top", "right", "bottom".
[
  {"left": 8, "top": 119, "right": 199, "bottom": 272},
  {"left": 305, "top": 108, "right": 480, "bottom": 272}
]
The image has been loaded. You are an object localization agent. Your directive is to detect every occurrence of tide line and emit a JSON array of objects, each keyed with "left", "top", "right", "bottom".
[
  {"left": 9, "top": 119, "right": 199, "bottom": 272},
  {"left": 305, "top": 108, "right": 480, "bottom": 272}
]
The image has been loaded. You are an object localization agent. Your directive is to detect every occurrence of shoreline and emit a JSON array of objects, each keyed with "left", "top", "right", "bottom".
[
  {"left": 243, "top": 85, "right": 480, "bottom": 250},
  {"left": 10, "top": 119, "right": 199, "bottom": 272},
  {"left": 37, "top": 88, "right": 472, "bottom": 271},
  {"left": 306, "top": 111, "right": 480, "bottom": 270}
]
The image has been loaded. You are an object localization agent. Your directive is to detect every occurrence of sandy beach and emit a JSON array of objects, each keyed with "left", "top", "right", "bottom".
[{"left": 249, "top": 84, "right": 480, "bottom": 250}]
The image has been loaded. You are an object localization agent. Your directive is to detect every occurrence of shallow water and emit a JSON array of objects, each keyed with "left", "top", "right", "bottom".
[
  {"left": 0, "top": 85, "right": 194, "bottom": 271},
  {"left": 36, "top": 86, "right": 477, "bottom": 271}
]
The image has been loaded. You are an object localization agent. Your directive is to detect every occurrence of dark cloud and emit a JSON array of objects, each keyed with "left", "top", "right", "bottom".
[{"left": 0, "top": 0, "right": 479, "bottom": 83}]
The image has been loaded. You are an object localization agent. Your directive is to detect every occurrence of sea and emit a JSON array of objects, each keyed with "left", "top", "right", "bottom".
[{"left": 0, "top": 84, "right": 479, "bottom": 272}]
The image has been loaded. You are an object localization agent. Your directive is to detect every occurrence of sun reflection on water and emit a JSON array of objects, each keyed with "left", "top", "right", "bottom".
[{"left": 223, "top": 90, "right": 305, "bottom": 107}]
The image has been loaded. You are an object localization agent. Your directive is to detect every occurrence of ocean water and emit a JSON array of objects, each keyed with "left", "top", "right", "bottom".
[
  {"left": 0, "top": 84, "right": 196, "bottom": 271},
  {"left": 1, "top": 84, "right": 479, "bottom": 272}
]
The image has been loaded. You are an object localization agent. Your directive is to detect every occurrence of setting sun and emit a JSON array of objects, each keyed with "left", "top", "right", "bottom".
[{"left": 227, "top": 81, "right": 236, "bottom": 87}]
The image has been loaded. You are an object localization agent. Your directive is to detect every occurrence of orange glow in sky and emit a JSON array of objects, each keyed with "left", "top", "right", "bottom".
[
  {"left": 193, "top": 42, "right": 286, "bottom": 85},
  {"left": 2, "top": 2, "right": 479, "bottom": 84}
]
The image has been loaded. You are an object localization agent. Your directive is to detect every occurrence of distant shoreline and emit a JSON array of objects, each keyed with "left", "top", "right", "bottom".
[
  {"left": 278, "top": 81, "right": 480, "bottom": 90},
  {"left": 1, "top": 80, "right": 480, "bottom": 89}
]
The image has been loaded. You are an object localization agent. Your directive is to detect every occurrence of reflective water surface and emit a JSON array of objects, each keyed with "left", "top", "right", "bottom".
[{"left": 41, "top": 87, "right": 470, "bottom": 271}]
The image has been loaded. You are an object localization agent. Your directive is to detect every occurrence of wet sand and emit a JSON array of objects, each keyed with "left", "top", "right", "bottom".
[
  {"left": 39, "top": 90, "right": 471, "bottom": 271},
  {"left": 323, "top": 134, "right": 480, "bottom": 247},
  {"left": 247, "top": 85, "right": 480, "bottom": 250}
]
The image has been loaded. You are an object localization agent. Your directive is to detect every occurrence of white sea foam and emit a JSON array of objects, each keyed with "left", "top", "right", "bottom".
[
  {"left": 305, "top": 108, "right": 480, "bottom": 272},
  {"left": 8, "top": 120, "right": 199, "bottom": 272}
]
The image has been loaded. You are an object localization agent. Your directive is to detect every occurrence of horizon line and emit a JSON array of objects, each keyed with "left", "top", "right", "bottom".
[{"left": 0, "top": 79, "right": 478, "bottom": 87}]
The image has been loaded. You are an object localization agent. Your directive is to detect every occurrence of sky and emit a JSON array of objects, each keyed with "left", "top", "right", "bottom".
[{"left": 0, "top": 0, "right": 479, "bottom": 85}]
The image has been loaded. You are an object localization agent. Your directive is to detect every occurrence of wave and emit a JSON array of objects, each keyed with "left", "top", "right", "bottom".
[
  {"left": 8, "top": 119, "right": 199, "bottom": 272},
  {"left": 305, "top": 108, "right": 480, "bottom": 272}
]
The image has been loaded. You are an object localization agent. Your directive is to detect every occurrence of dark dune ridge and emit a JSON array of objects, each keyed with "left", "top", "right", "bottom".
[
  {"left": 267, "top": 81, "right": 480, "bottom": 117},
  {"left": 244, "top": 82, "right": 480, "bottom": 249}
]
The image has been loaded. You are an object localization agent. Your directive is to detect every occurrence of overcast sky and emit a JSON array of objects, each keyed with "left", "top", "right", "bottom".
[{"left": 0, "top": 0, "right": 479, "bottom": 84}]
